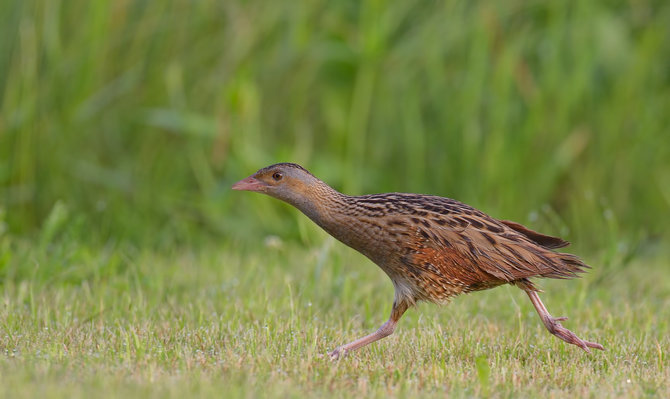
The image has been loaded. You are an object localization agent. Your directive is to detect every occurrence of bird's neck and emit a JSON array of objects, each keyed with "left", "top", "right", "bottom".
[
  {"left": 290, "top": 183, "right": 350, "bottom": 228},
  {"left": 290, "top": 185, "right": 374, "bottom": 253}
]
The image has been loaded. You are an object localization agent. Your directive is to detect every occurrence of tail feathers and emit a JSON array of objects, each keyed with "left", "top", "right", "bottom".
[
  {"left": 514, "top": 253, "right": 590, "bottom": 292},
  {"left": 542, "top": 252, "right": 591, "bottom": 280},
  {"left": 500, "top": 220, "right": 570, "bottom": 249}
]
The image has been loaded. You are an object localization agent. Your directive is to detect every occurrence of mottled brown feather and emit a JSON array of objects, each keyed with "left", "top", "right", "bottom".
[
  {"left": 234, "top": 163, "right": 604, "bottom": 356},
  {"left": 235, "top": 164, "right": 589, "bottom": 305},
  {"left": 315, "top": 193, "right": 590, "bottom": 304},
  {"left": 499, "top": 220, "right": 570, "bottom": 249}
]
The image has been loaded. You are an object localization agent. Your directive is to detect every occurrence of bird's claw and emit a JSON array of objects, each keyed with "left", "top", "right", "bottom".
[
  {"left": 545, "top": 316, "right": 604, "bottom": 353},
  {"left": 328, "top": 347, "right": 347, "bottom": 361}
]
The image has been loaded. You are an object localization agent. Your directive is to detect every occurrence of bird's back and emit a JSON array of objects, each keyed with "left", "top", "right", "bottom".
[{"left": 318, "top": 193, "right": 589, "bottom": 304}]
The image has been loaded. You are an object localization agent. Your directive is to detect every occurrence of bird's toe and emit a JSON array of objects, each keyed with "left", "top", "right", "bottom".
[{"left": 328, "top": 347, "right": 346, "bottom": 361}]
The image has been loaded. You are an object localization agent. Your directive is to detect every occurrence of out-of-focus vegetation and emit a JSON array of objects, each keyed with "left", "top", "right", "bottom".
[
  {"left": 2, "top": 2, "right": 670, "bottom": 397},
  {"left": 1, "top": 0, "right": 668, "bottom": 254}
]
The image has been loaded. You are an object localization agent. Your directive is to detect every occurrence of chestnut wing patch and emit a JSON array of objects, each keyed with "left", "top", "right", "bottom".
[{"left": 402, "top": 215, "right": 573, "bottom": 291}]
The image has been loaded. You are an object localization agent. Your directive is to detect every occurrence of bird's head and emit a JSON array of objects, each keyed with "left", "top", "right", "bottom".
[{"left": 232, "top": 163, "right": 324, "bottom": 207}]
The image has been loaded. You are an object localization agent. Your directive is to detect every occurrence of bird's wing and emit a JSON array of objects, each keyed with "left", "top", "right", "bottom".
[{"left": 395, "top": 212, "right": 585, "bottom": 290}]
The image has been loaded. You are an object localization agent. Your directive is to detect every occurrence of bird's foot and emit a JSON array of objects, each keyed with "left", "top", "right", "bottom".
[
  {"left": 544, "top": 316, "right": 604, "bottom": 353},
  {"left": 328, "top": 347, "right": 347, "bottom": 361}
]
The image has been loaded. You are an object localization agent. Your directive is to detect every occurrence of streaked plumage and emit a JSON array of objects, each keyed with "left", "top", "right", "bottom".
[{"left": 233, "top": 163, "right": 604, "bottom": 359}]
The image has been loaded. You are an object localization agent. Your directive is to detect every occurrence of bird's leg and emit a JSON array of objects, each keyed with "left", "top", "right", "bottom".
[
  {"left": 329, "top": 301, "right": 409, "bottom": 360},
  {"left": 524, "top": 289, "right": 604, "bottom": 352}
]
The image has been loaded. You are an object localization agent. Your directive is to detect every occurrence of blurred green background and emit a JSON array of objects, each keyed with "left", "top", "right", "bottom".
[
  {"left": 1, "top": 0, "right": 669, "bottom": 258},
  {"left": 2, "top": 3, "right": 669, "bottom": 395}
]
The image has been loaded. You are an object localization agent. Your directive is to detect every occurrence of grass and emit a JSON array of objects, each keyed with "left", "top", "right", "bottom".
[
  {"left": 1, "top": 235, "right": 668, "bottom": 398},
  {"left": 1, "top": 1, "right": 669, "bottom": 248},
  {"left": 1, "top": 0, "right": 670, "bottom": 397}
]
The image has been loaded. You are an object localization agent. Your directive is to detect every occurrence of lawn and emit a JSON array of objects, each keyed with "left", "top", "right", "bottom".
[
  {"left": 1, "top": 236, "right": 668, "bottom": 398},
  {"left": 1, "top": 0, "right": 670, "bottom": 397}
]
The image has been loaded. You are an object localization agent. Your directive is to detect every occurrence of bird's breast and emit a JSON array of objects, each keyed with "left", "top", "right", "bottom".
[{"left": 319, "top": 216, "right": 390, "bottom": 259}]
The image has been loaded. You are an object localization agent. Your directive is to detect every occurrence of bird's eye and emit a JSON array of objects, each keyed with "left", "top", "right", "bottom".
[{"left": 272, "top": 172, "right": 283, "bottom": 181}]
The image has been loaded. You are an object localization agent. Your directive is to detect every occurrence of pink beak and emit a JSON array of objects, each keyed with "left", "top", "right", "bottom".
[{"left": 232, "top": 175, "right": 267, "bottom": 192}]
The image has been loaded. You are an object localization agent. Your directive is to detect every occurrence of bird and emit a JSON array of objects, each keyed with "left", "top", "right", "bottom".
[{"left": 232, "top": 162, "right": 604, "bottom": 359}]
